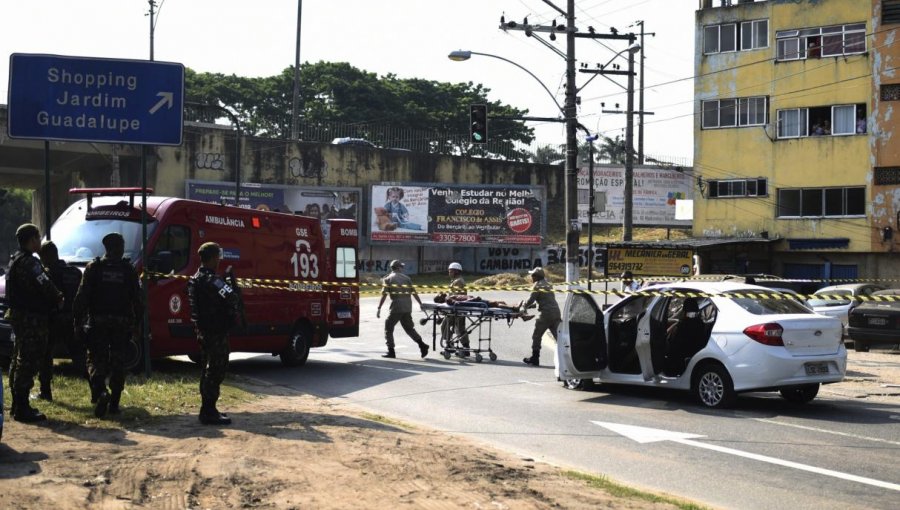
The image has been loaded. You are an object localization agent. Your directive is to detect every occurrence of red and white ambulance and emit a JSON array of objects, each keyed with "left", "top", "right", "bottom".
[{"left": 47, "top": 187, "right": 359, "bottom": 368}]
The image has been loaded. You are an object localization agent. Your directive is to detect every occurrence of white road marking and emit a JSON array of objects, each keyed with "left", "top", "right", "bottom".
[
  {"left": 754, "top": 418, "right": 900, "bottom": 447},
  {"left": 518, "top": 380, "right": 544, "bottom": 386},
  {"left": 593, "top": 421, "right": 900, "bottom": 492},
  {"left": 891, "top": 415, "right": 900, "bottom": 421}
]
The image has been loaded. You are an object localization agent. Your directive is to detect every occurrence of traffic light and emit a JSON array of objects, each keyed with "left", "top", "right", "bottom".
[{"left": 470, "top": 104, "right": 487, "bottom": 144}]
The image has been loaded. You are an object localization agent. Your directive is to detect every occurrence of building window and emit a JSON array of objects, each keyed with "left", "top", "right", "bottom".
[
  {"left": 885, "top": 0, "right": 900, "bottom": 25},
  {"left": 775, "top": 23, "right": 866, "bottom": 62},
  {"left": 702, "top": 96, "right": 767, "bottom": 129},
  {"left": 777, "top": 187, "right": 866, "bottom": 218},
  {"left": 776, "top": 103, "right": 866, "bottom": 138},
  {"left": 708, "top": 178, "right": 767, "bottom": 198},
  {"left": 704, "top": 23, "right": 737, "bottom": 54},
  {"left": 740, "top": 19, "right": 769, "bottom": 50}
]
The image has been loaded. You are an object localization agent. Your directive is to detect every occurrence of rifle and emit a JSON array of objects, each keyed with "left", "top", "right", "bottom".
[{"left": 224, "top": 266, "right": 247, "bottom": 330}]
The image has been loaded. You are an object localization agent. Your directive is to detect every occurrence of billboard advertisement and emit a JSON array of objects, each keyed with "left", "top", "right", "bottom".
[
  {"left": 186, "top": 180, "right": 359, "bottom": 219},
  {"left": 577, "top": 164, "right": 692, "bottom": 227},
  {"left": 370, "top": 183, "right": 545, "bottom": 246},
  {"left": 185, "top": 181, "right": 360, "bottom": 237},
  {"left": 607, "top": 247, "right": 694, "bottom": 277}
]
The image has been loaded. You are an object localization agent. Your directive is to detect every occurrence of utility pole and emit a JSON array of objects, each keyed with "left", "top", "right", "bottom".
[
  {"left": 636, "top": 21, "right": 655, "bottom": 165},
  {"left": 148, "top": 0, "right": 155, "bottom": 61},
  {"left": 564, "top": 0, "right": 579, "bottom": 284},
  {"left": 623, "top": 49, "right": 636, "bottom": 241},
  {"left": 291, "top": 0, "right": 303, "bottom": 140}
]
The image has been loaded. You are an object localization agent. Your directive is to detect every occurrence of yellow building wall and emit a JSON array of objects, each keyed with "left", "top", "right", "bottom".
[
  {"left": 871, "top": 0, "right": 900, "bottom": 252},
  {"left": 694, "top": 0, "right": 874, "bottom": 252}
]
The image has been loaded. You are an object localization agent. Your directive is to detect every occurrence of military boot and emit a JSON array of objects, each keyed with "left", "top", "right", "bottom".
[
  {"left": 13, "top": 391, "right": 46, "bottom": 423},
  {"left": 199, "top": 398, "right": 231, "bottom": 425},
  {"left": 108, "top": 391, "right": 122, "bottom": 415},
  {"left": 94, "top": 389, "right": 110, "bottom": 418},
  {"left": 523, "top": 350, "right": 540, "bottom": 366},
  {"left": 381, "top": 349, "right": 396, "bottom": 359},
  {"left": 418, "top": 341, "right": 430, "bottom": 358},
  {"left": 39, "top": 383, "right": 53, "bottom": 401}
]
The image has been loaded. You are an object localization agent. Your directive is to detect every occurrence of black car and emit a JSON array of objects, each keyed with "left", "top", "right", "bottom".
[{"left": 847, "top": 289, "right": 900, "bottom": 352}]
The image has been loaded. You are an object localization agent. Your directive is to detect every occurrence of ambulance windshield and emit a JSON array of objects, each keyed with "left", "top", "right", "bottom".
[{"left": 51, "top": 215, "right": 154, "bottom": 264}]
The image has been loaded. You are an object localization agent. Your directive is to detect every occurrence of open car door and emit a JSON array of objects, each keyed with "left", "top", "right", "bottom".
[{"left": 557, "top": 292, "right": 607, "bottom": 381}]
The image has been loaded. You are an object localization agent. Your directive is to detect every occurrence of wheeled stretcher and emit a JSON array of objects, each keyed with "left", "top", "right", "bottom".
[{"left": 420, "top": 301, "right": 528, "bottom": 362}]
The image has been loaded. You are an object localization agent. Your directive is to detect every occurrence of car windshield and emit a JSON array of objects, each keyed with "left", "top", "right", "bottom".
[
  {"left": 807, "top": 289, "right": 852, "bottom": 307},
  {"left": 51, "top": 215, "right": 154, "bottom": 264},
  {"left": 723, "top": 291, "right": 813, "bottom": 315}
]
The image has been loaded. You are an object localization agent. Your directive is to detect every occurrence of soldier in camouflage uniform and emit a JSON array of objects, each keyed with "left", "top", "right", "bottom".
[
  {"left": 520, "top": 267, "right": 560, "bottom": 367},
  {"left": 376, "top": 260, "right": 429, "bottom": 359},
  {"left": 187, "top": 242, "right": 241, "bottom": 426},
  {"left": 443, "top": 262, "right": 471, "bottom": 355},
  {"left": 38, "top": 240, "right": 85, "bottom": 401},
  {"left": 5, "top": 224, "right": 62, "bottom": 423},
  {"left": 73, "top": 232, "right": 142, "bottom": 418}
]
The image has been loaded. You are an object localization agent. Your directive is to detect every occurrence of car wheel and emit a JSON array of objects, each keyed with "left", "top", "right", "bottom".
[
  {"left": 281, "top": 324, "right": 311, "bottom": 367},
  {"left": 779, "top": 383, "right": 819, "bottom": 403},
  {"left": 854, "top": 342, "right": 869, "bottom": 352},
  {"left": 562, "top": 378, "right": 595, "bottom": 391},
  {"left": 692, "top": 363, "right": 736, "bottom": 408}
]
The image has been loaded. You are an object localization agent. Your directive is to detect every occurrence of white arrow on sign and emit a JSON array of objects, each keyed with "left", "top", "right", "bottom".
[
  {"left": 149, "top": 92, "right": 174, "bottom": 114},
  {"left": 592, "top": 421, "right": 900, "bottom": 492}
]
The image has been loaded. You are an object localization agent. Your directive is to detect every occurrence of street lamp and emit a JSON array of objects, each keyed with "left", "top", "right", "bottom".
[{"left": 448, "top": 50, "right": 563, "bottom": 114}]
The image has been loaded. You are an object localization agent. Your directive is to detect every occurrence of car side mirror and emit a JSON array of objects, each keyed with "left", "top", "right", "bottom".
[{"left": 148, "top": 251, "right": 174, "bottom": 276}]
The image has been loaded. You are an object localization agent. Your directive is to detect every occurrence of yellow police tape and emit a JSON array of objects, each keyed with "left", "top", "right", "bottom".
[{"left": 143, "top": 272, "right": 900, "bottom": 302}]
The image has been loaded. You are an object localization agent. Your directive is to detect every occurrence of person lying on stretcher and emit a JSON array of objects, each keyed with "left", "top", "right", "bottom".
[{"left": 433, "top": 293, "right": 534, "bottom": 320}]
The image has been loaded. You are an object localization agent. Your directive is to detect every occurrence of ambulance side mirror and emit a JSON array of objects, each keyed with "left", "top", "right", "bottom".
[{"left": 149, "top": 251, "right": 174, "bottom": 276}]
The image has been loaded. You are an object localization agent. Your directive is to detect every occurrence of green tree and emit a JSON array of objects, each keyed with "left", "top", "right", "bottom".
[
  {"left": 599, "top": 135, "right": 628, "bottom": 164},
  {"left": 184, "top": 62, "right": 535, "bottom": 158},
  {"left": 0, "top": 188, "right": 33, "bottom": 266},
  {"left": 533, "top": 144, "right": 565, "bottom": 164}
]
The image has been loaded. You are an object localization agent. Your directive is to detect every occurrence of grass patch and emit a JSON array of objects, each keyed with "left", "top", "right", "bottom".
[
  {"left": 2, "top": 358, "right": 257, "bottom": 429},
  {"left": 564, "top": 470, "right": 709, "bottom": 510},
  {"left": 358, "top": 412, "right": 414, "bottom": 430}
]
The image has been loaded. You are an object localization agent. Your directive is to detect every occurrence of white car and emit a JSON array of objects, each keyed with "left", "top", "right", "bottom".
[
  {"left": 556, "top": 282, "right": 847, "bottom": 408},
  {"left": 807, "top": 284, "right": 885, "bottom": 339}
]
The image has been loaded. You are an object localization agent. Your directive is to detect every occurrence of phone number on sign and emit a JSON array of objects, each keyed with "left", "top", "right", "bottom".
[{"left": 431, "top": 233, "right": 481, "bottom": 243}]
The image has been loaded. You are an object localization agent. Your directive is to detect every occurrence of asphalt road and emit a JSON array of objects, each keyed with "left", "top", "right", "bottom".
[{"left": 228, "top": 291, "right": 900, "bottom": 510}]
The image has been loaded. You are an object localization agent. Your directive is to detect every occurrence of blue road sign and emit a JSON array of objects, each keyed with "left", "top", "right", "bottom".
[{"left": 7, "top": 53, "right": 184, "bottom": 145}]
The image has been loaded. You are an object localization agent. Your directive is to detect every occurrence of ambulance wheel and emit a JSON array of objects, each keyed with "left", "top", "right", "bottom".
[
  {"left": 123, "top": 336, "right": 146, "bottom": 374},
  {"left": 281, "top": 324, "right": 311, "bottom": 367},
  {"left": 489, "top": 352, "right": 497, "bottom": 361}
]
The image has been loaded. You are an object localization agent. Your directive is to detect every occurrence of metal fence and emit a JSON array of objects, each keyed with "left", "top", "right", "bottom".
[{"left": 295, "top": 119, "right": 692, "bottom": 167}]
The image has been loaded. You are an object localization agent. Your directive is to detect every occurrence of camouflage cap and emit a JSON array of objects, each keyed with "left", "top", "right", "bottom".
[
  {"left": 198, "top": 242, "right": 223, "bottom": 260},
  {"left": 102, "top": 232, "right": 125, "bottom": 248},
  {"left": 528, "top": 266, "right": 545, "bottom": 279}
]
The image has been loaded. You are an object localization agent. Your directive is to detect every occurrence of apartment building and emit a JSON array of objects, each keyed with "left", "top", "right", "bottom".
[{"left": 695, "top": 0, "right": 900, "bottom": 278}]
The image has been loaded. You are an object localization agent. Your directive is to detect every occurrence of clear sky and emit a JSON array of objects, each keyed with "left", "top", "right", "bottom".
[{"left": 1, "top": 0, "right": 696, "bottom": 161}]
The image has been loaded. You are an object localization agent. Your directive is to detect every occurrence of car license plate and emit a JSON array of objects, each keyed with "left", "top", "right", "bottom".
[
  {"left": 868, "top": 317, "right": 888, "bottom": 326},
  {"left": 337, "top": 310, "right": 352, "bottom": 319},
  {"left": 805, "top": 362, "right": 829, "bottom": 376}
]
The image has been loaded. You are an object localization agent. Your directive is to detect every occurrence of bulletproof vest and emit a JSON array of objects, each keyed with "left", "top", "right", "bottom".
[
  {"left": 188, "top": 269, "right": 233, "bottom": 330},
  {"left": 6, "top": 251, "right": 51, "bottom": 313},
  {"left": 49, "top": 261, "right": 82, "bottom": 313},
  {"left": 89, "top": 258, "right": 134, "bottom": 316}
]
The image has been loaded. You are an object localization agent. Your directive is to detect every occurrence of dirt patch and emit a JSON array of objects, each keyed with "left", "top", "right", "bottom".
[{"left": 0, "top": 381, "right": 688, "bottom": 510}]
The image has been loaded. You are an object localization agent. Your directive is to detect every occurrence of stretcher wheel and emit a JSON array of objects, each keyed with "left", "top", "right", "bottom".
[
  {"left": 442, "top": 350, "right": 451, "bottom": 360},
  {"left": 475, "top": 353, "right": 483, "bottom": 363},
  {"left": 489, "top": 352, "right": 497, "bottom": 361}
]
